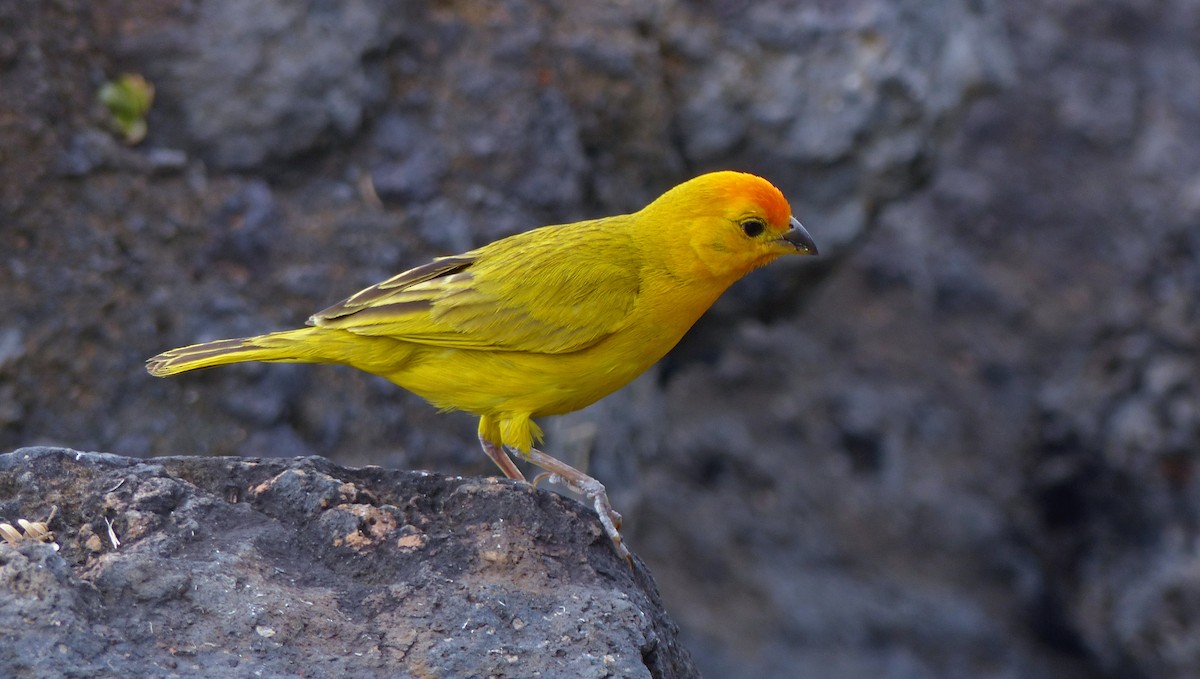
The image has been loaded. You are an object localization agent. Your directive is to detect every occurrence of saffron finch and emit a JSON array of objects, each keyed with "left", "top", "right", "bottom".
[{"left": 147, "top": 171, "right": 817, "bottom": 561}]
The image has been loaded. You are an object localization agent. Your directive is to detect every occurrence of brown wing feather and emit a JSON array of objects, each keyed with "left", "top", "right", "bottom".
[{"left": 307, "top": 255, "right": 473, "bottom": 324}]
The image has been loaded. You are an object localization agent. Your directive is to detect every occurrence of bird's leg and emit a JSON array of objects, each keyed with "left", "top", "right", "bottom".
[
  {"left": 515, "top": 446, "right": 630, "bottom": 563},
  {"left": 478, "top": 435, "right": 527, "bottom": 482}
]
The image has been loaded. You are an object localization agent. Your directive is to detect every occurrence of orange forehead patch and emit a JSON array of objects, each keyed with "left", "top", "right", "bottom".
[
  {"left": 703, "top": 171, "right": 792, "bottom": 229},
  {"left": 737, "top": 174, "right": 791, "bottom": 228},
  {"left": 652, "top": 171, "right": 794, "bottom": 231}
]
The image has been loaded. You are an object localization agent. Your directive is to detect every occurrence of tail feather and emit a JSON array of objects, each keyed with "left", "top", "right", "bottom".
[{"left": 146, "top": 328, "right": 328, "bottom": 376}]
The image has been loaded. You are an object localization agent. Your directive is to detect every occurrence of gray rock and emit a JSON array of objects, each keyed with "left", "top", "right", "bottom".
[
  {"left": 15, "top": 0, "right": 1200, "bottom": 677},
  {"left": 0, "top": 447, "right": 697, "bottom": 678},
  {"left": 110, "top": 0, "right": 405, "bottom": 169}
]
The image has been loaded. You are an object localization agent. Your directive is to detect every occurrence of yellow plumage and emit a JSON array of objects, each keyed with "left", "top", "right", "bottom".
[{"left": 147, "top": 170, "right": 818, "bottom": 560}]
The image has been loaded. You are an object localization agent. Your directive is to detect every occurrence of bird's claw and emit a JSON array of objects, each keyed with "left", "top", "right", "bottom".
[
  {"left": 513, "top": 446, "right": 632, "bottom": 565},
  {"left": 530, "top": 471, "right": 558, "bottom": 488}
]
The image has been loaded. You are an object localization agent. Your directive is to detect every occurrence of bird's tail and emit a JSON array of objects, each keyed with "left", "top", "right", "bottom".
[{"left": 146, "top": 328, "right": 332, "bottom": 377}]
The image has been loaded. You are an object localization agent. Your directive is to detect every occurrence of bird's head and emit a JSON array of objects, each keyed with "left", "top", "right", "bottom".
[{"left": 642, "top": 171, "right": 817, "bottom": 282}]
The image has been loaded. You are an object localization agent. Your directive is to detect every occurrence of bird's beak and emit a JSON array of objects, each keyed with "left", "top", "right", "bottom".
[{"left": 781, "top": 216, "right": 818, "bottom": 255}]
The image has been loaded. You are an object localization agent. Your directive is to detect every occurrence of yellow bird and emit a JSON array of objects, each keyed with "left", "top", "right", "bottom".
[{"left": 147, "top": 171, "right": 817, "bottom": 561}]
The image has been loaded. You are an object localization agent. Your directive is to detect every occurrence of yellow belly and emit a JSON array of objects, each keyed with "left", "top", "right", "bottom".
[{"left": 379, "top": 324, "right": 673, "bottom": 418}]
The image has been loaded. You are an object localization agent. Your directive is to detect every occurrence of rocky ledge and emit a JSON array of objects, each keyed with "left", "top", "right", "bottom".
[{"left": 0, "top": 447, "right": 696, "bottom": 678}]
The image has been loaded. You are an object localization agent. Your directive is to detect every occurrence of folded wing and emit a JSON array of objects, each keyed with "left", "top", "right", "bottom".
[{"left": 309, "top": 221, "right": 641, "bottom": 354}]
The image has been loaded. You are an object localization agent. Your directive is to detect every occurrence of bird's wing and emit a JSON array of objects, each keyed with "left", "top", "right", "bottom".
[{"left": 308, "top": 221, "right": 641, "bottom": 354}]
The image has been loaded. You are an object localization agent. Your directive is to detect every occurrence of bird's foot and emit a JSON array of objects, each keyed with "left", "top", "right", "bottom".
[
  {"left": 530, "top": 471, "right": 557, "bottom": 488},
  {"left": 519, "top": 447, "right": 630, "bottom": 565}
]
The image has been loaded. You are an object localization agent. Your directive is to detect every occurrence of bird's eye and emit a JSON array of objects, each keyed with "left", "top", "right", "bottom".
[{"left": 740, "top": 219, "right": 766, "bottom": 238}]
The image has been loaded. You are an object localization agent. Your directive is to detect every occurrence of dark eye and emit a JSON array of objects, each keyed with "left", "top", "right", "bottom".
[{"left": 740, "top": 218, "right": 766, "bottom": 238}]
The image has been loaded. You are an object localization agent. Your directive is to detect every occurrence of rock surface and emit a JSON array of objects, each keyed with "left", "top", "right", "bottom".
[
  {"left": 0, "top": 447, "right": 694, "bottom": 678},
  {"left": 4, "top": 0, "right": 1200, "bottom": 677}
]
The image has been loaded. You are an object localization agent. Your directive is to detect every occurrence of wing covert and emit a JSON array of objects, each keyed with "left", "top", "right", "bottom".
[{"left": 309, "top": 221, "right": 641, "bottom": 354}]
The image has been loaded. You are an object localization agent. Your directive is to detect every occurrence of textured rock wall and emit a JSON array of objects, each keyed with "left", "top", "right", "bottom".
[{"left": 3, "top": 0, "right": 1199, "bottom": 677}]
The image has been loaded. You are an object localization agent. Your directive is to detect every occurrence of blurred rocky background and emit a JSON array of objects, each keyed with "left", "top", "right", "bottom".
[{"left": 2, "top": 0, "right": 1199, "bottom": 677}]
